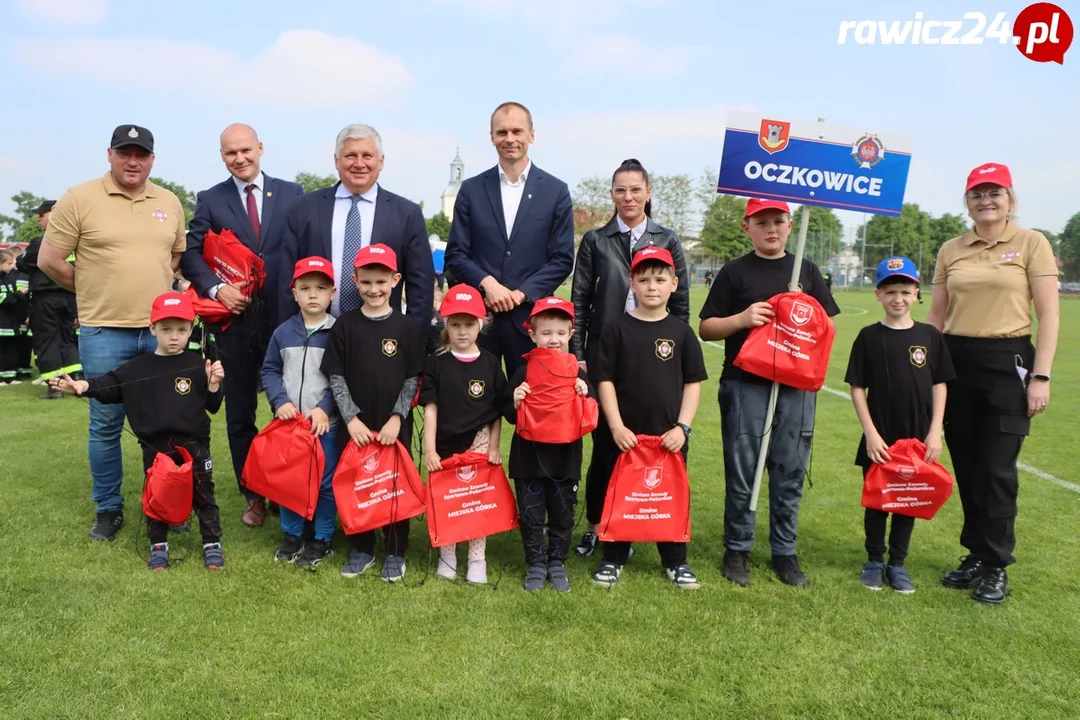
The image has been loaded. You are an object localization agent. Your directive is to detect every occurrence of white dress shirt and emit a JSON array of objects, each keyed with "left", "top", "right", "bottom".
[
  {"left": 209, "top": 172, "right": 266, "bottom": 300},
  {"left": 331, "top": 182, "right": 379, "bottom": 317},
  {"left": 617, "top": 215, "right": 648, "bottom": 312},
  {"left": 499, "top": 160, "right": 531, "bottom": 239}
]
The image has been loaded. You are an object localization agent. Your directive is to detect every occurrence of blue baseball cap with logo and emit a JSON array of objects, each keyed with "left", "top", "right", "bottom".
[{"left": 875, "top": 256, "right": 919, "bottom": 287}]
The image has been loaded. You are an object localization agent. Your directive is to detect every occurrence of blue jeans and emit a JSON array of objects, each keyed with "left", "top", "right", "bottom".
[
  {"left": 280, "top": 424, "right": 341, "bottom": 543},
  {"left": 79, "top": 326, "right": 159, "bottom": 512},
  {"left": 719, "top": 378, "right": 816, "bottom": 556}
]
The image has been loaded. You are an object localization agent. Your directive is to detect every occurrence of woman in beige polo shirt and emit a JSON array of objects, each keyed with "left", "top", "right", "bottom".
[{"left": 928, "top": 162, "right": 1059, "bottom": 606}]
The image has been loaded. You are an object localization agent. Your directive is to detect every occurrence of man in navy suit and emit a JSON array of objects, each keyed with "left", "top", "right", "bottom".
[
  {"left": 445, "top": 102, "right": 575, "bottom": 377},
  {"left": 277, "top": 123, "right": 434, "bottom": 335},
  {"left": 180, "top": 123, "right": 303, "bottom": 527}
]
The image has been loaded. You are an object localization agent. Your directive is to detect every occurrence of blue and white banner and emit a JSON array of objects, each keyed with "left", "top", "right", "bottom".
[{"left": 717, "top": 111, "right": 914, "bottom": 216}]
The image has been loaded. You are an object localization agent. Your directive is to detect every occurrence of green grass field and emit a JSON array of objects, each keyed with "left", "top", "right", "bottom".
[{"left": 2, "top": 289, "right": 1078, "bottom": 719}]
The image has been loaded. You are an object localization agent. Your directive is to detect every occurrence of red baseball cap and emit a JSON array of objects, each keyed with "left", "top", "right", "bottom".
[
  {"left": 745, "top": 198, "right": 791, "bottom": 218},
  {"left": 966, "top": 163, "right": 1013, "bottom": 191},
  {"left": 291, "top": 256, "right": 335, "bottom": 287},
  {"left": 631, "top": 246, "right": 675, "bottom": 272},
  {"left": 150, "top": 291, "right": 195, "bottom": 324},
  {"left": 529, "top": 296, "right": 575, "bottom": 322},
  {"left": 439, "top": 284, "right": 486, "bottom": 318},
  {"left": 353, "top": 243, "right": 398, "bottom": 272}
]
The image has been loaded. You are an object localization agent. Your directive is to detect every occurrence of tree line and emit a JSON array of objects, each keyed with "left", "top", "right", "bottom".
[{"left": 4, "top": 171, "right": 1079, "bottom": 282}]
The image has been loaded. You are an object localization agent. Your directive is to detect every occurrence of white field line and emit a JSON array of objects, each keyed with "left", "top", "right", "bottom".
[{"left": 698, "top": 338, "right": 1079, "bottom": 495}]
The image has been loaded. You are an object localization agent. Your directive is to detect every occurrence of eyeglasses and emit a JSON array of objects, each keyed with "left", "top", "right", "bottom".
[
  {"left": 967, "top": 188, "right": 1007, "bottom": 201},
  {"left": 613, "top": 186, "right": 648, "bottom": 198}
]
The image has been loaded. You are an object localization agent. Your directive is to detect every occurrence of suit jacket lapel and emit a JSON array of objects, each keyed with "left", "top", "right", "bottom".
[
  {"left": 483, "top": 168, "right": 509, "bottom": 244},
  {"left": 318, "top": 185, "right": 337, "bottom": 260},
  {"left": 260, "top": 175, "right": 278, "bottom": 241},
  {"left": 508, "top": 170, "right": 540, "bottom": 246},
  {"left": 370, "top": 185, "right": 388, "bottom": 247},
  {"left": 222, "top": 179, "right": 255, "bottom": 247}
]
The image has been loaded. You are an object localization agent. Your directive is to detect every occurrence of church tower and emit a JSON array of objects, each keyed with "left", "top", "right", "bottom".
[{"left": 440, "top": 147, "right": 465, "bottom": 220}]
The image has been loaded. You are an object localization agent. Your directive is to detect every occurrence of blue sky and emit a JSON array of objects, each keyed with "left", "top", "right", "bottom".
[{"left": 1, "top": 0, "right": 1077, "bottom": 240}]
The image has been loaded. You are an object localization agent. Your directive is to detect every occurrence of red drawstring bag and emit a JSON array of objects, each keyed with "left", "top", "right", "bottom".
[
  {"left": 202, "top": 228, "right": 266, "bottom": 293},
  {"left": 425, "top": 451, "right": 520, "bottom": 547},
  {"left": 182, "top": 286, "right": 234, "bottom": 330},
  {"left": 241, "top": 417, "right": 325, "bottom": 520},
  {"left": 142, "top": 447, "right": 194, "bottom": 525},
  {"left": 332, "top": 440, "right": 426, "bottom": 535},
  {"left": 598, "top": 435, "right": 691, "bottom": 543},
  {"left": 734, "top": 292, "right": 836, "bottom": 392},
  {"left": 863, "top": 438, "right": 954, "bottom": 520},
  {"left": 516, "top": 347, "right": 599, "bottom": 444}
]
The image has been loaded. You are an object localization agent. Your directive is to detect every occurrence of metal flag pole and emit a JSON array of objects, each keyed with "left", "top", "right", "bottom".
[{"left": 748, "top": 203, "right": 812, "bottom": 513}]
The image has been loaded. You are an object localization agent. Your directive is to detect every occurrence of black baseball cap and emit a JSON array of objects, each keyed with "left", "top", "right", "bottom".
[
  {"left": 110, "top": 125, "right": 154, "bottom": 153},
  {"left": 33, "top": 200, "right": 56, "bottom": 215}
]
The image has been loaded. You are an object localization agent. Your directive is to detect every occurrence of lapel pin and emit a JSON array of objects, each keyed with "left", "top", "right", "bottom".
[
  {"left": 527, "top": 193, "right": 532, "bottom": 199},
  {"left": 266, "top": 191, "right": 272, "bottom": 197}
]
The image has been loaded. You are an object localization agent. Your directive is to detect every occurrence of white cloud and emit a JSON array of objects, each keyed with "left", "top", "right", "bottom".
[
  {"left": 13, "top": 30, "right": 414, "bottom": 110},
  {"left": 567, "top": 33, "right": 698, "bottom": 77},
  {"left": 14, "top": 0, "right": 108, "bottom": 25}
]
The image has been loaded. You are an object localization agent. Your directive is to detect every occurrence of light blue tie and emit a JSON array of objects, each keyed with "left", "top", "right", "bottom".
[{"left": 339, "top": 195, "right": 363, "bottom": 314}]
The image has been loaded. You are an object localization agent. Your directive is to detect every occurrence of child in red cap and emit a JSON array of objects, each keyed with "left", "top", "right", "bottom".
[
  {"left": 260, "top": 257, "right": 341, "bottom": 567},
  {"left": 591, "top": 247, "right": 708, "bottom": 590},
  {"left": 504, "top": 296, "right": 594, "bottom": 592},
  {"left": 321, "top": 244, "right": 425, "bottom": 582},
  {"left": 418, "top": 284, "right": 506, "bottom": 584},
  {"left": 51, "top": 292, "right": 227, "bottom": 570}
]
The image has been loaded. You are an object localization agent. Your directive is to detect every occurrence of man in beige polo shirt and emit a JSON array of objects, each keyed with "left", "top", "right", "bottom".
[{"left": 39, "top": 124, "right": 186, "bottom": 542}]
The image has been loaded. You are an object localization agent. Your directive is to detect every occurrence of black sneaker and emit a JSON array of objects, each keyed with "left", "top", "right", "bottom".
[
  {"left": 89, "top": 510, "right": 123, "bottom": 541},
  {"left": 722, "top": 550, "right": 751, "bottom": 587},
  {"left": 294, "top": 539, "right": 333, "bottom": 568},
  {"left": 972, "top": 567, "right": 1009, "bottom": 605},
  {"left": 575, "top": 531, "right": 598, "bottom": 557},
  {"left": 772, "top": 554, "right": 809, "bottom": 587},
  {"left": 40, "top": 388, "right": 65, "bottom": 400},
  {"left": 941, "top": 556, "right": 987, "bottom": 590},
  {"left": 274, "top": 534, "right": 304, "bottom": 563}
]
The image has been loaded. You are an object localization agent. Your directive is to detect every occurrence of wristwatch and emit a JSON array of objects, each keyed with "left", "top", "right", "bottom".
[
  {"left": 1031, "top": 373, "right": 1051, "bottom": 382},
  {"left": 676, "top": 422, "right": 692, "bottom": 438}
]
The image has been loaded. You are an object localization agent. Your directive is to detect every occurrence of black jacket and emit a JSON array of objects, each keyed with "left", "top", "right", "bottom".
[
  {"left": 17, "top": 236, "right": 73, "bottom": 295},
  {"left": 569, "top": 217, "right": 690, "bottom": 364}
]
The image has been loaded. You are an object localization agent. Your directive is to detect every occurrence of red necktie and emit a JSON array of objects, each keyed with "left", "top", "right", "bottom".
[{"left": 245, "top": 184, "right": 261, "bottom": 244}]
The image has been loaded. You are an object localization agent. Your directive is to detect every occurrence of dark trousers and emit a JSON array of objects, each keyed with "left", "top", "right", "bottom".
[
  {"left": 943, "top": 335, "right": 1032, "bottom": 568},
  {"left": 863, "top": 464, "right": 915, "bottom": 564},
  {"left": 0, "top": 336, "right": 19, "bottom": 380},
  {"left": 478, "top": 313, "right": 534, "bottom": 380},
  {"left": 30, "top": 291, "right": 80, "bottom": 378},
  {"left": 215, "top": 315, "right": 269, "bottom": 499},
  {"left": 142, "top": 439, "right": 222, "bottom": 545},
  {"left": 16, "top": 333, "right": 32, "bottom": 375},
  {"left": 514, "top": 476, "right": 578, "bottom": 566},
  {"left": 585, "top": 415, "right": 620, "bottom": 525}
]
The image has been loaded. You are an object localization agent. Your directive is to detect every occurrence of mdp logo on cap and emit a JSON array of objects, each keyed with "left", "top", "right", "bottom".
[{"left": 164, "top": 297, "right": 181, "bottom": 306}]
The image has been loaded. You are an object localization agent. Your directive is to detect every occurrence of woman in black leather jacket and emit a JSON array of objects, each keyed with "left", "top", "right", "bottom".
[{"left": 569, "top": 158, "right": 691, "bottom": 557}]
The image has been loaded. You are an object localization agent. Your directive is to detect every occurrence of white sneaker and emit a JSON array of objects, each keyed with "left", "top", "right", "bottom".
[
  {"left": 466, "top": 558, "right": 487, "bottom": 585},
  {"left": 31, "top": 377, "right": 46, "bottom": 386},
  {"left": 436, "top": 548, "right": 458, "bottom": 580}
]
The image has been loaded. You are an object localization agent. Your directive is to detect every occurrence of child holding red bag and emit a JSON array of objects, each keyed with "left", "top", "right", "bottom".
[
  {"left": 260, "top": 257, "right": 340, "bottom": 568},
  {"left": 51, "top": 291, "right": 226, "bottom": 571},
  {"left": 592, "top": 247, "right": 708, "bottom": 590},
  {"left": 505, "top": 298, "right": 593, "bottom": 592},
  {"left": 845, "top": 257, "right": 955, "bottom": 594},
  {"left": 420, "top": 284, "right": 506, "bottom": 584}
]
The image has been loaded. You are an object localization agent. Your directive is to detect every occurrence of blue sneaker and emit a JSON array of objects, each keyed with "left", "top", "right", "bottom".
[
  {"left": 886, "top": 564, "right": 915, "bottom": 594},
  {"left": 203, "top": 542, "right": 225, "bottom": 570},
  {"left": 148, "top": 542, "right": 169, "bottom": 571},
  {"left": 592, "top": 562, "right": 621, "bottom": 587},
  {"left": 341, "top": 551, "right": 376, "bottom": 578},
  {"left": 381, "top": 555, "right": 406, "bottom": 583},
  {"left": 665, "top": 564, "right": 701, "bottom": 590},
  {"left": 860, "top": 561, "right": 885, "bottom": 590}
]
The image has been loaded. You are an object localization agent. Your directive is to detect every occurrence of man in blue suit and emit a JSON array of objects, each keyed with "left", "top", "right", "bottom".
[
  {"left": 278, "top": 123, "right": 434, "bottom": 334},
  {"left": 445, "top": 102, "right": 575, "bottom": 377},
  {"left": 180, "top": 123, "right": 303, "bottom": 527}
]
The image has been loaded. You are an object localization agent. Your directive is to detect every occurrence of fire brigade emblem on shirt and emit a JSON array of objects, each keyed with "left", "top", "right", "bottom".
[
  {"left": 909, "top": 345, "right": 927, "bottom": 368},
  {"left": 175, "top": 377, "right": 191, "bottom": 395},
  {"left": 643, "top": 466, "right": 663, "bottom": 489},
  {"left": 468, "top": 380, "right": 485, "bottom": 398},
  {"left": 381, "top": 338, "right": 398, "bottom": 357},
  {"left": 655, "top": 339, "right": 675, "bottom": 361},
  {"left": 151, "top": 208, "right": 168, "bottom": 223}
]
